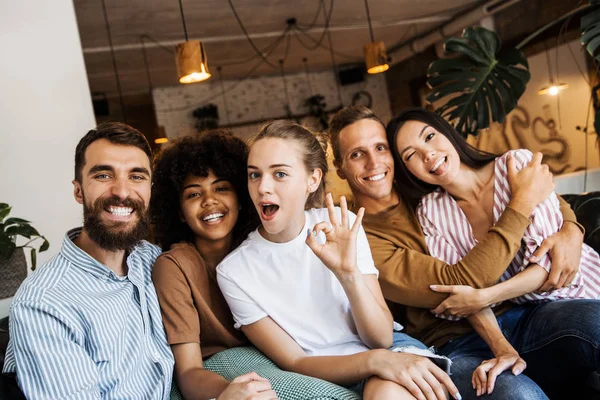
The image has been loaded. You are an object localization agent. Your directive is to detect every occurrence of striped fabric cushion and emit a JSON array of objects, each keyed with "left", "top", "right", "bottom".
[{"left": 169, "top": 346, "right": 360, "bottom": 400}]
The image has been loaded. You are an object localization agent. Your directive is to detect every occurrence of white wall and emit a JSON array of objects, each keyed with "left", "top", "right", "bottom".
[
  {"left": 554, "top": 168, "right": 600, "bottom": 195},
  {"left": 0, "top": 1, "right": 96, "bottom": 317}
]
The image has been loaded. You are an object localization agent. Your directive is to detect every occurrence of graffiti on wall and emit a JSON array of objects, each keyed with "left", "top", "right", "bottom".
[{"left": 468, "top": 106, "right": 582, "bottom": 175}]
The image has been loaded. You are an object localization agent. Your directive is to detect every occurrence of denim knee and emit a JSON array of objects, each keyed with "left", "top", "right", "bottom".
[
  {"left": 449, "top": 356, "right": 549, "bottom": 400},
  {"left": 520, "top": 299, "right": 600, "bottom": 352},
  {"left": 390, "top": 331, "right": 428, "bottom": 350},
  {"left": 487, "top": 373, "right": 549, "bottom": 400}
]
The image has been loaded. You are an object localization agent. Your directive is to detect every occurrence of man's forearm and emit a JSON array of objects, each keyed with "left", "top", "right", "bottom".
[
  {"left": 376, "top": 207, "right": 531, "bottom": 308},
  {"left": 467, "top": 308, "right": 514, "bottom": 356}
]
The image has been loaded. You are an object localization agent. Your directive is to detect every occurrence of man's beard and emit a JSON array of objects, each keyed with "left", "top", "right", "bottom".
[{"left": 82, "top": 194, "right": 149, "bottom": 252}]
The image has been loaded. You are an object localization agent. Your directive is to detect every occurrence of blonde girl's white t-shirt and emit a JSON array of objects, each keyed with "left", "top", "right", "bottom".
[{"left": 216, "top": 207, "right": 379, "bottom": 356}]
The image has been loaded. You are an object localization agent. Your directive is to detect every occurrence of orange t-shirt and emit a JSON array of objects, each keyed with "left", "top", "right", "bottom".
[{"left": 152, "top": 242, "right": 248, "bottom": 359}]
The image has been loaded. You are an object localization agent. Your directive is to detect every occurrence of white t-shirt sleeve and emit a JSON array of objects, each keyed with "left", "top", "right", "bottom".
[
  {"left": 347, "top": 209, "right": 379, "bottom": 277},
  {"left": 216, "top": 268, "right": 268, "bottom": 329}
]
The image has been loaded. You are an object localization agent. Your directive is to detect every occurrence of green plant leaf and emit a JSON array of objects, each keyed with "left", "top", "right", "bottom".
[
  {"left": 4, "top": 217, "right": 30, "bottom": 225},
  {"left": 582, "top": 6, "right": 600, "bottom": 61},
  {"left": 6, "top": 224, "right": 39, "bottom": 239},
  {"left": 39, "top": 237, "right": 50, "bottom": 252},
  {"left": 0, "top": 205, "right": 11, "bottom": 223},
  {"left": 427, "top": 27, "right": 530, "bottom": 137},
  {"left": 30, "top": 248, "right": 37, "bottom": 271},
  {"left": 0, "top": 204, "right": 48, "bottom": 258}
]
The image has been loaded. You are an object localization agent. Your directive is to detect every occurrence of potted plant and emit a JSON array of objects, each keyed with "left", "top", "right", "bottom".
[{"left": 0, "top": 203, "right": 49, "bottom": 287}]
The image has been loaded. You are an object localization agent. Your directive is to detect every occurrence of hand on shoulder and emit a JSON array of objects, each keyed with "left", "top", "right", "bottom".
[{"left": 507, "top": 151, "right": 554, "bottom": 216}]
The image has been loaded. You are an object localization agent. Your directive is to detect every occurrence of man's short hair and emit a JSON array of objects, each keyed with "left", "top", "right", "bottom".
[
  {"left": 74, "top": 122, "right": 152, "bottom": 182},
  {"left": 328, "top": 106, "right": 385, "bottom": 165}
]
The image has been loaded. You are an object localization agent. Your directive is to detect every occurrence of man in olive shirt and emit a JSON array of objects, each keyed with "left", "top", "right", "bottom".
[{"left": 329, "top": 106, "right": 600, "bottom": 399}]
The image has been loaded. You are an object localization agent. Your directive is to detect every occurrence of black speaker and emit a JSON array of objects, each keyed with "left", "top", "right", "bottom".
[
  {"left": 92, "top": 92, "right": 109, "bottom": 116},
  {"left": 338, "top": 65, "right": 365, "bottom": 86}
]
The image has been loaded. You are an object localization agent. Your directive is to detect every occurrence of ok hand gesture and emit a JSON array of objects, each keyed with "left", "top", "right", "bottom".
[{"left": 305, "top": 193, "right": 365, "bottom": 279}]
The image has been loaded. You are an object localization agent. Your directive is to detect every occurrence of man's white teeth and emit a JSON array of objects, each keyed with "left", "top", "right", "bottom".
[
  {"left": 203, "top": 212, "right": 224, "bottom": 222},
  {"left": 430, "top": 157, "right": 446, "bottom": 173},
  {"left": 109, "top": 207, "right": 133, "bottom": 216},
  {"left": 366, "top": 173, "right": 385, "bottom": 181}
]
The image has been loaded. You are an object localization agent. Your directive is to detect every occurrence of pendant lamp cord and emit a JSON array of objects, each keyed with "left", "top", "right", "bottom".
[
  {"left": 101, "top": 0, "right": 126, "bottom": 122},
  {"left": 302, "top": 57, "right": 313, "bottom": 96},
  {"left": 543, "top": 44, "right": 554, "bottom": 84},
  {"left": 140, "top": 35, "right": 154, "bottom": 94},
  {"left": 178, "top": 0, "right": 189, "bottom": 41},
  {"left": 279, "top": 60, "right": 293, "bottom": 118},
  {"left": 364, "top": 0, "right": 375, "bottom": 43},
  {"left": 325, "top": 16, "right": 343, "bottom": 107},
  {"left": 217, "top": 66, "right": 231, "bottom": 125}
]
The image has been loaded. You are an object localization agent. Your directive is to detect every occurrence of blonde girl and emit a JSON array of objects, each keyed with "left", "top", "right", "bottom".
[{"left": 217, "top": 120, "right": 461, "bottom": 400}]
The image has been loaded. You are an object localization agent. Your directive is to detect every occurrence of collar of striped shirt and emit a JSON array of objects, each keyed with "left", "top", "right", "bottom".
[{"left": 61, "top": 227, "right": 147, "bottom": 280}]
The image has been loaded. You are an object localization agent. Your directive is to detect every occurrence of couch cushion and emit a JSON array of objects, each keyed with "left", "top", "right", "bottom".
[
  {"left": 562, "top": 192, "right": 600, "bottom": 253},
  {"left": 0, "top": 316, "right": 8, "bottom": 372}
]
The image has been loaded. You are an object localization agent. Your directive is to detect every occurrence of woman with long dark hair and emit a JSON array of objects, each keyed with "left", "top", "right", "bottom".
[{"left": 387, "top": 107, "right": 600, "bottom": 396}]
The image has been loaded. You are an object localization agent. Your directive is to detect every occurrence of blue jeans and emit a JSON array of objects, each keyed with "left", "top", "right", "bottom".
[{"left": 438, "top": 299, "right": 600, "bottom": 400}]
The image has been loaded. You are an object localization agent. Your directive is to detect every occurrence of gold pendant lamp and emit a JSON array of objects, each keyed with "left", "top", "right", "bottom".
[
  {"left": 175, "top": 0, "right": 211, "bottom": 84},
  {"left": 363, "top": 0, "right": 389, "bottom": 74}
]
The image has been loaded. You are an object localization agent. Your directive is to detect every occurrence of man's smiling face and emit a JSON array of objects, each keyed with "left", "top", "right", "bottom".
[
  {"left": 336, "top": 118, "right": 395, "bottom": 205},
  {"left": 73, "top": 139, "right": 152, "bottom": 251}
]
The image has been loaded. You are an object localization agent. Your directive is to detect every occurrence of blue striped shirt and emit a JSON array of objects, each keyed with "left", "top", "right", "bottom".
[{"left": 2, "top": 228, "right": 174, "bottom": 399}]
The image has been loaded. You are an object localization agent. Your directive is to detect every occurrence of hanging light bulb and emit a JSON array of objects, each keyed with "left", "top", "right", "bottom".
[
  {"left": 363, "top": 0, "right": 389, "bottom": 74},
  {"left": 175, "top": 0, "right": 211, "bottom": 84},
  {"left": 538, "top": 47, "right": 566, "bottom": 96},
  {"left": 538, "top": 83, "right": 568, "bottom": 96}
]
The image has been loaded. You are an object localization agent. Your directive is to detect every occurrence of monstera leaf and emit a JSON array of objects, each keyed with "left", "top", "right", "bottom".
[
  {"left": 582, "top": 1, "right": 600, "bottom": 61},
  {"left": 427, "top": 27, "right": 530, "bottom": 137}
]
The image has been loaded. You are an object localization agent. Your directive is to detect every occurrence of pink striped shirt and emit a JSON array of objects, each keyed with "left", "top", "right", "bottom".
[{"left": 417, "top": 149, "right": 600, "bottom": 320}]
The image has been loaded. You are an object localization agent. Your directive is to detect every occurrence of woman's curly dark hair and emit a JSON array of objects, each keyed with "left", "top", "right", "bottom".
[{"left": 150, "top": 130, "right": 258, "bottom": 251}]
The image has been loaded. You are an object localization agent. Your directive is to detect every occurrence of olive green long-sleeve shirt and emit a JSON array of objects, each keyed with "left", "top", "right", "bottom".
[{"left": 362, "top": 196, "right": 580, "bottom": 348}]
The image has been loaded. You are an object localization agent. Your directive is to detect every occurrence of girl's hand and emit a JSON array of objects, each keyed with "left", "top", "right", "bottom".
[
  {"left": 430, "top": 285, "right": 491, "bottom": 318},
  {"left": 305, "top": 193, "right": 365, "bottom": 279},
  {"left": 371, "top": 350, "right": 461, "bottom": 400},
  {"left": 471, "top": 351, "right": 526, "bottom": 396},
  {"left": 217, "top": 372, "right": 277, "bottom": 400}
]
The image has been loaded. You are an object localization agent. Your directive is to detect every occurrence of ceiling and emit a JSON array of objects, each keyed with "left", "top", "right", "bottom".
[{"left": 74, "top": 0, "right": 483, "bottom": 98}]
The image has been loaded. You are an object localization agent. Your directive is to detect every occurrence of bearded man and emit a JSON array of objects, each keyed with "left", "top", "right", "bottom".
[{"left": 2, "top": 123, "right": 175, "bottom": 399}]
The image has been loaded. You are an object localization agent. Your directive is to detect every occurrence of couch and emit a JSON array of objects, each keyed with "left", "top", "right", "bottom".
[{"left": 1, "top": 192, "right": 600, "bottom": 399}]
